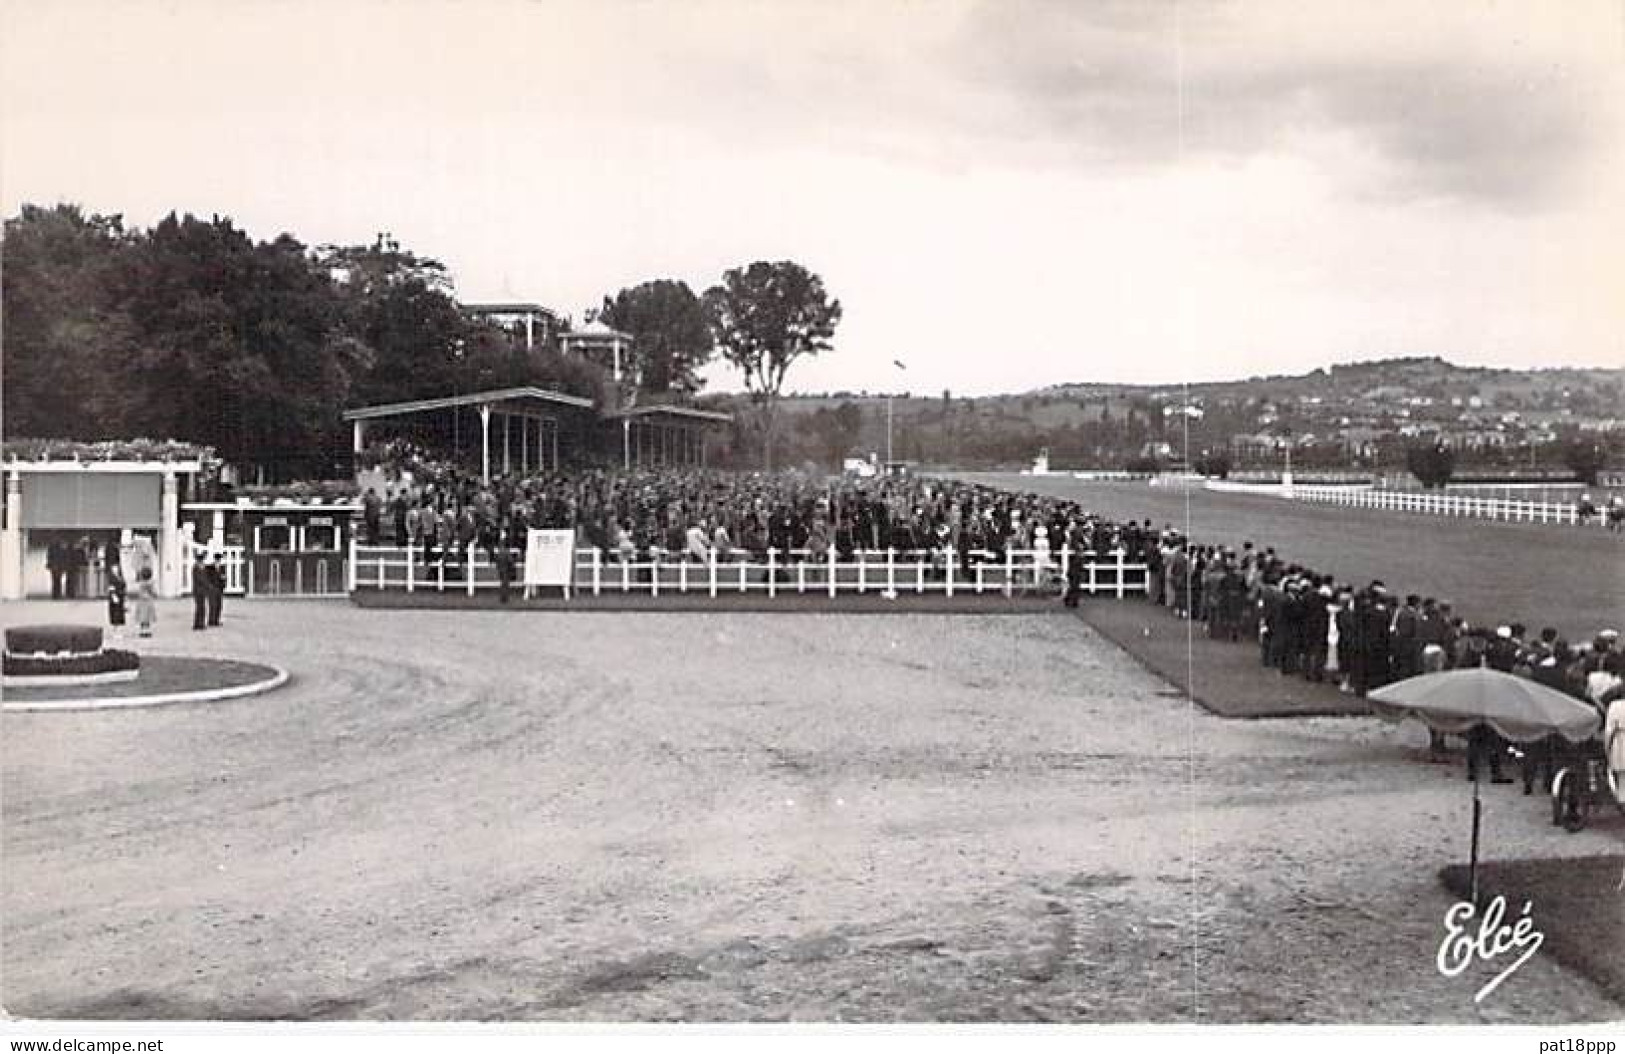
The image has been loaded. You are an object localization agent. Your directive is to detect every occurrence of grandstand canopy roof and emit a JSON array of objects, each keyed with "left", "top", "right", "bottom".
[
  {"left": 461, "top": 302, "right": 559, "bottom": 317},
  {"left": 342, "top": 386, "right": 594, "bottom": 422},
  {"left": 607, "top": 404, "right": 733, "bottom": 424}
]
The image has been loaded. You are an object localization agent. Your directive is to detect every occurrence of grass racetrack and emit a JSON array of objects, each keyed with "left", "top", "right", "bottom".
[{"left": 953, "top": 474, "right": 1625, "bottom": 642}]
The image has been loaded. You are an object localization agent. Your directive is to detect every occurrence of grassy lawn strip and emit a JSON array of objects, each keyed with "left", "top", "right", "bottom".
[
  {"left": 1074, "top": 595, "right": 1371, "bottom": 718},
  {"left": 1440, "top": 854, "right": 1625, "bottom": 1005}
]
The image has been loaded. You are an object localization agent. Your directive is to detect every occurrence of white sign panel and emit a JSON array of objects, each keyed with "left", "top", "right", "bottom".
[{"left": 524, "top": 529, "right": 576, "bottom": 596}]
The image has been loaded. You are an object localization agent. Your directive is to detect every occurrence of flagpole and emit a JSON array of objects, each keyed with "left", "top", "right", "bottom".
[{"left": 887, "top": 359, "right": 906, "bottom": 467}]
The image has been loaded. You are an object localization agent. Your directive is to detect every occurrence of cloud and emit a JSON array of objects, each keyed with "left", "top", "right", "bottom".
[{"left": 933, "top": 0, "right": 1615, "bottom": 208}]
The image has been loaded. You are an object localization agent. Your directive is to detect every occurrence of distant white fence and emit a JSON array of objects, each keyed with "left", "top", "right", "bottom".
[
  {"left": 1291, "top": 485, "right": 1592, "bottom": 525},
  {"left": 348, "top": 541, "right": 1152, "bottom": 599}
]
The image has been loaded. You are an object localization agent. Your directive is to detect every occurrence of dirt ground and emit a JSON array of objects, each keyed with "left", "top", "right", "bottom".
[{"left": 2, "top": 598, "right": 1620, "bottom": 1023}]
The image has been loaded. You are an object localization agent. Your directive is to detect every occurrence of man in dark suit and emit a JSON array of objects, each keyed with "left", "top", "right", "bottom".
[
  {"left": 66, "top": 539, "right": 89, "bottom": 598},
  {"left": 47, "top": 540, "right": 68, "bottom": 599},
  {"left": 1389, "top": 594, "right": 1421, "bottom": 681},
  {"left": 206, "top": 554, "right": 226, "bottom": 627},
  {"left": 192, "top": 554, "right": 210, "bottom": 630}
]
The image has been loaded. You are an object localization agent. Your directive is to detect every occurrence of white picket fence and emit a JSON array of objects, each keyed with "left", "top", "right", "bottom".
[
  {"left": 1291, "top": 485, "right": 1590, "bottom": 525},
  {"left": 348, "top": 541, "right": 1151, "bottom": 599},
  {"left": 178, "top": 539, "right": 247, "bottom": 595}
]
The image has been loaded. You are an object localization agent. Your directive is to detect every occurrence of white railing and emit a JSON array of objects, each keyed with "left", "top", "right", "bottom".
[
  {"left": 348, "top": 540, "right": 1151, "bottom": 600},
  {"left": 1289, "top": 485, "right": 1590, "bottom": 525},
  {"left": 242, "top": 554, "right": 350, "bottom": 598},
  {"left": 179, "top": 540, "right": 247, "bottom": 595}
]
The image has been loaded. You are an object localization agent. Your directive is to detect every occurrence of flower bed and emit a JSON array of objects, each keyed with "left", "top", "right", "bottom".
[
  {"left": 2, "top": 437, "right": 215, "bottom": 464},
  {"left": 5, "top": 624, "right": 104, "bottom": 656},
  {"left": 236, "top": 480, "right": 360, "bottom": 504},
  {"left": 3, "top": 648, "right": 140, "bottom": 678}
]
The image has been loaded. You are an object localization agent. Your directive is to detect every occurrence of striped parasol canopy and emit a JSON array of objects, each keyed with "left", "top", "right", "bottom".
[{"left": 1369, "top": 666, "right": 1601, "bottom": 744}]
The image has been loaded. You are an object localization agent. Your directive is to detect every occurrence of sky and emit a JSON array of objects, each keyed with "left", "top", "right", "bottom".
[{"left": 2, "top": 0, "right": 1621, "bottom": 396}]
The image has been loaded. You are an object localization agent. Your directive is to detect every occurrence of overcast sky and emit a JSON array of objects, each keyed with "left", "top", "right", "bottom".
[{"left": 3, "top": 0, "right": 1620, "bottom": 396}]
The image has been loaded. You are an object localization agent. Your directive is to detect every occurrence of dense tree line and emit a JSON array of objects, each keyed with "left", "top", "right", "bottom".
[
  {"left": 4, "top": 205, "right": 851, "bottom": 476},
  {"left": 2, "top": 206, "right": 611, "bottom": 479}
]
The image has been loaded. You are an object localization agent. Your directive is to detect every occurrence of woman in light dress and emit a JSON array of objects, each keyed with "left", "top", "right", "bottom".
[{"left": 131, "top": 566, "right": 157, "bottom": 638}]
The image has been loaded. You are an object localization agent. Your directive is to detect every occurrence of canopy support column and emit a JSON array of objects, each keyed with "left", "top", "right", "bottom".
[
  {"left": 0, "top": 471, "right": 21, "bottom": 600},
  {"left": 479, "top": 403, "right": 492, "bottom": 484},
  {"left": 159, "top": 470, "right": 181, "bottom": 598}
]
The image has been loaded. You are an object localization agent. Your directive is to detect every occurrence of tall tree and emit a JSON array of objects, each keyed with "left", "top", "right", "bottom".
[
  {"left": 1405, "top": 439, "right": 1457, "bottom": 489},
  {"left": 113, "top": 212, "right": 364, "bottom": 475},
  {"left": 703, "top": 260, "right": 841, "bottom": 469},
  {"left": 1, "top": 204, "right": 139, "bottom": 437},
  {"left": 597, "top": 279, "right": 713, "bottom": 396},
  {"left": 806, "top": 400, "right": 864, "bottom": 467},
  {"left": 318, "top": 235, "right": 466, "bottom": 405}
]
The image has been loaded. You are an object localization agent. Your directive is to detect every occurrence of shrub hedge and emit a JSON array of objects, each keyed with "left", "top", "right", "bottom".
[{"left": 4, "top": 624, "right": 104, "bottom": 656}]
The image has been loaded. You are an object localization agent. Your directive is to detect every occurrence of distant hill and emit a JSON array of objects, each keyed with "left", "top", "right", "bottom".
[
  {"left": 1037, "top": 357, "right": 1624, "bottom": 405},
  {"left": 739, "top": 357, "right": 1623, "bottom": 472}
]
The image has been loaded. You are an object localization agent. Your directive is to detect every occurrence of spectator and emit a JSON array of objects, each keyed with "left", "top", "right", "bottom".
[{"left": 132, "top": 567, "right": 157, "bottom": 638}]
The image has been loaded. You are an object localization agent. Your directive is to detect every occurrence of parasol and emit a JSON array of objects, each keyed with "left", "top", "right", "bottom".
[{"left": 1369, "top": 666, "right": 1602, "bottom": 903}]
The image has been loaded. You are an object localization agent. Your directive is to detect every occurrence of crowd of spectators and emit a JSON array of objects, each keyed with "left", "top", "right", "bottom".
[
  {"left": 359, "top": 450, "right": 1621, "bottom": 797},
  {"left": 1138, "top": 527, "right": 1622, "bottom": 798},
  {"left": 359, "top": 449, "right": 1160, "bottom": 570}
]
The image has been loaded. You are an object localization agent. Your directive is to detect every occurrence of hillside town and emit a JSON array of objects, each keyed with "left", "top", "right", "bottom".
[{"left": 772, "top": 358, "right": 1623, "bottom": 478}]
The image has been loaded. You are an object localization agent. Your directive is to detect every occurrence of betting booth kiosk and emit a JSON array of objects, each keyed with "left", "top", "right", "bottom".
[{"left": 182, "top": 496, "right": 359, "bottom": 597}]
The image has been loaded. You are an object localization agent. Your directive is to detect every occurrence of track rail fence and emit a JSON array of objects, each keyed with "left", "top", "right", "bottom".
[
  {"left": 348, "top": 541, "right": 1151, "bottom": 600},
  {"left": 1290, "top": 485, "right": 1594, "bottom": 525}
]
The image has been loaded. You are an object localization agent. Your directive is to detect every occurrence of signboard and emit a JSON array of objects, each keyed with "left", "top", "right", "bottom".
[
  {"left": 23, "top": 474, "right": 161, "bottom": 528},
  {"left": 524, "top": 529, "right": 576, "bottom": 596}
]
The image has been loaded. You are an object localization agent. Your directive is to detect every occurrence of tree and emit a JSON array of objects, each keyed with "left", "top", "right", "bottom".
[
  {"left": 1561, "top": 440, "right": 1607, "bottom": 486},
  {"left": 317, "top": 233, "right": 452, "bottom": 299},
  {"left": 1405, "top": 440, "right": 1457, "bottom": 489},
  {"left": 704, "top": 260, "right": 841, "bottom": 469},
  {"left": 598, "top": 279, "right": 713, "bottom": 396},
  {"left": 1, "top": 204, "right": 140, "bottom": 438},
  {"left": 1193, "top": 451, "right": 1232, "bottom": 479},
  {"left": 806, "top": 401, "right": 864, "bottom": 468},
  {"left": 319, "top": 236, "right": 467, "bottom": 405},
  {"left": 114, "top": 213, "right": 364, "bottom": 476}
]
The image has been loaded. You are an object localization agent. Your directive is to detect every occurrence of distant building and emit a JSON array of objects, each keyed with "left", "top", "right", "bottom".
[
  {"left": 1338, "top": 427, "right": 1383, "bottom": 460},
  {"left": 560, "top": 318, "right": 634, "bottom": 383},
  {"left": 462, "top": 302, "right": 563, "bottom": 350}
]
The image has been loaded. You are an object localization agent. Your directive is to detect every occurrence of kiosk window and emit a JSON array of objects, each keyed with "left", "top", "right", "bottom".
[
  {"left": 259, "top": 524, "right": 293, "bottom": 552},
  {"left": 304, "top": 523, "right": 339, "bottom": 552}
]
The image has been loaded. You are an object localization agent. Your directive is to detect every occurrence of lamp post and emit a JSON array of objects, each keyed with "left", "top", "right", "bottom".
[{"left": 886, "top": 359, "right": 907, "bottom": 466}]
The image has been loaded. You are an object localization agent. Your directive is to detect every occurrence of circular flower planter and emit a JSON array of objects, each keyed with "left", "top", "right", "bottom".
[
  {"left": 2, "top": 657, "right": 288, "bottom": 711},
  {"left": 3, "top": 624, "right": 141, "bottom": 688}
]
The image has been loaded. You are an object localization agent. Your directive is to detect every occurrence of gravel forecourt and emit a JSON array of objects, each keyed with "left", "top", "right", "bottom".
[{"left": 2, "top": 598, "right": 1619, "bottom": 1023}]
